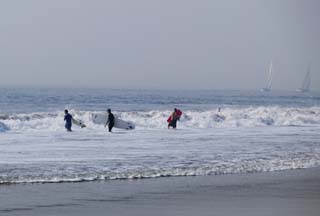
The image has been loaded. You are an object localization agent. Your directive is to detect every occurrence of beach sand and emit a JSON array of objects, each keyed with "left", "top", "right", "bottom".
[{"left": 1, "top": 168, "right": 320, "bottom": 216}]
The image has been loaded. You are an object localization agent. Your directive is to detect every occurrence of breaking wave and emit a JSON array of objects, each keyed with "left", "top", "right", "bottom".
[
  {"left": 1, "top": 106, "right": 319, "bottom": 131},
  {"left": 0, "top": 122, "right": 9, "bottom": 132}
]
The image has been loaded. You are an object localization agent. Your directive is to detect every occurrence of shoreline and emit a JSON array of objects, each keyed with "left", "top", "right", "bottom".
[
  {"left": 0, "top": 167, "right": 318, "bottom": 186},
  {"left": 1, "top": 167, "right": 320, "bottom": 216}
]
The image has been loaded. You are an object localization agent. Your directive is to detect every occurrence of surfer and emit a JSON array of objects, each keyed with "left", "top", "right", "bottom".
[
  {"left": 168, "top": 108, "right": 182, "bottom": 129},
  {"left": 175, "top": 108, "right": 182, "bottom": 120},
  {"left": 105, "top": 109, "right": 115, "bottom": 132},
  {"left": 64, "top": 109, "right": 72, "bottom": 132}
]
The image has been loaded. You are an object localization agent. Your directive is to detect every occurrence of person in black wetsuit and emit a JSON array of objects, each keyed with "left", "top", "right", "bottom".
[
  {"left": 64, "top": 109, "right": 72, "bottom": 132},
  {"left": 105, "top": 108, "right": 115, "bottom": 132}
]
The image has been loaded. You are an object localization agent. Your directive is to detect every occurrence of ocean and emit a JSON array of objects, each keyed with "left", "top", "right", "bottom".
[{"left": 0, "top": 88, "right": 319, "bottom": 184}]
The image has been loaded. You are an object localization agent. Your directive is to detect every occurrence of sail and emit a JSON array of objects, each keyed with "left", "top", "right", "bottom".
[
  {"left": 261, "top": 60, "right": 273, "bottom": 92},
  {"left": 266, "top": 61, "right": 273, "bottom": 90},
  {"left": 301, "top": 65, "right": 311, "bottom": 91},
  {"left": 297, "top": 64, "right": 311, "bottom": 92}
]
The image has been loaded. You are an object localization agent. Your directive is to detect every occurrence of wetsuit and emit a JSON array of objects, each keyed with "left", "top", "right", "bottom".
[
  {"left": 107, "top": 113, "right": 115, "bottom": 132},
  {"left": 168, "top": 112, "right": 178, "bottom": 129},
  {"left": 176, "top": 109, "right": 182, "bottom": 120},
  {"left": 64, "top": 113, "right": 72, "bottom": 131}
]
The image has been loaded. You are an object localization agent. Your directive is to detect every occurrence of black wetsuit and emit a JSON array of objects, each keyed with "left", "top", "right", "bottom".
[
  {"left": 168, "top": 112, "right": 178, "bottom": 129},
  {"left": 168, "top": 119, "right": 177, "bottom": 129},
  {"left": 64, "top": 113, "right": 72, "bottom": 131},
  {"left": 107, "top": 113, "right": 115, "bottom": 132}
]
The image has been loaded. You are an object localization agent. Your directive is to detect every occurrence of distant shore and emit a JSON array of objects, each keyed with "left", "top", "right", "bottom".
[{"left": 1, "top": 168, "right": 320, "bottom": 216}]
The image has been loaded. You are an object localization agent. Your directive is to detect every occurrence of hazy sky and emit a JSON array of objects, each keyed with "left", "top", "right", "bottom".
[{"left": 0, "top": 0, "right": 319, "bottom": 90}]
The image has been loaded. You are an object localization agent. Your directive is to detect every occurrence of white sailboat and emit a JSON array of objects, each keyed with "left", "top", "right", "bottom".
[
  {"left": 296, "top": 64, "right": 311, "bottom": 92},
  {"left": 260, "top": 61, "right": 273, "bottom": 92}
]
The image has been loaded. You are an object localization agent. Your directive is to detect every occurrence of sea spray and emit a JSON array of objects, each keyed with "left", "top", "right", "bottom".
[{"left": 1, "top": 106, "right": 320, "bottom": 131}]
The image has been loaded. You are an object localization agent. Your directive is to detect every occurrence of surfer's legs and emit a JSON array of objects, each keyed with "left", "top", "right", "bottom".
[
  {"left": 172, "top": 120, "right": 177, "bottom": 129},
  {"left": 108, "top": 122, "right": 114, "bottom": 132},
  {"left": 65, "top": 124, "right": 72, "bottom": 132},
  {"left": 168, "top": 120, "right": 177, "bottom": 129}
]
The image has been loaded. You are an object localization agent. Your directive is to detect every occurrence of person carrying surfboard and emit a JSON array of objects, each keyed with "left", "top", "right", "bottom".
[
  {"left": 175, "top": 108, "right": 182, "bottom": 120},
  {"left": 167, "top": 108, "right": 182, "bottom": 129},
  {"left": 105, "top": 109, "right": 115, "bottom": 132},
  {"left": 64, "top": 109, "right": 73, "bottom": 132}
]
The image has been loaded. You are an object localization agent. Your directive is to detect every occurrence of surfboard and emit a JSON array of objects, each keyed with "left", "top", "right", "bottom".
[
  {"left": 167, "top": 109, "right": 183, "bottom": 123},
  {"left": 213, "top": 114, "right": 225, "bottom": 122},
  {"left": 92, "top": 113, "right": 135, "bottom": 130},
  {"left": 72, "top": 118, "right": 86, "bottom": 128}
]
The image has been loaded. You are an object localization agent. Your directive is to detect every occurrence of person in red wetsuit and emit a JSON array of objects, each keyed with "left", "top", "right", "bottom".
[
  {"left": 168, "top": 108, "right": 182, "bottom": 129},
  {"left": 175, "top": 108, "right": 182, "bottom": 120}
]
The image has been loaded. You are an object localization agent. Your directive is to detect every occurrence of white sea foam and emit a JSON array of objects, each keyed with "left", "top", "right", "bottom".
[
  {"left": 0, "top": 122, "right": 9, "bottom": 132},
  {"left": 1, "top": 106, "right": 320, "bottom": 184},
  {"left": 1, "top": 106, "right": 319, "bottom": 132},
  {"left": 1, "top": 154, "right": 320, "bottom": 184}
]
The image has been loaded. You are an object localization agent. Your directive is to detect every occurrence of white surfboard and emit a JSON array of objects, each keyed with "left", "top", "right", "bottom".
[
  {"left": 92, "top": 113, "right": 135, "bottom": 130},
  {"left": 72, "top": 118, "right": 86, "bottom": 128},
  {"left": 213, "top": 114, "right": 225, "bottom": 122}
]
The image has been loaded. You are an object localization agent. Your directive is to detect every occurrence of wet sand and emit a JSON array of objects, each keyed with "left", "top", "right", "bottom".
[{"left": 1, "top": 168, "right": 320, "bottom": 216}]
